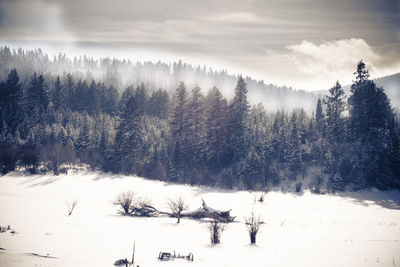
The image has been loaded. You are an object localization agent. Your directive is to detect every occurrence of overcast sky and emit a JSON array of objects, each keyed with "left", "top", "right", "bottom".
[{"left": 0, "top": 0, "right": 399, "bottom": 90}]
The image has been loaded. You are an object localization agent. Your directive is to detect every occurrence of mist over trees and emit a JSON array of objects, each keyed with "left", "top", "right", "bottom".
[
  {"left": 0, "top": 47, "right": 399, "bottom": 191},
  {"left": 0, "top": 46, "right": 318, "bottom": 113}
]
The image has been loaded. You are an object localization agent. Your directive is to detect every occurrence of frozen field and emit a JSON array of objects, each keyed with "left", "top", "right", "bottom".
[{"left": 0, "top": 171, "right": 399, "bottom": 267}]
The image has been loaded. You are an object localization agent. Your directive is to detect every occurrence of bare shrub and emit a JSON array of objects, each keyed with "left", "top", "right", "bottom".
[
  {"left": 208, "top": 220, "right": 225, "bottom": 244},
  {"left": 66, "top": 199, "right": 78, "bottom": 216},
  {"left": 245, "top": 212, "right": 264, "bottom": 244},
  {"left": 114, "top": 191, "right": 135, "bottom": 215},
  {"left": 258, "top": 192, "right": 265, "bottom": 202},
  {"left": 168, "top": 197, "right": 188, "bottom": 223}
]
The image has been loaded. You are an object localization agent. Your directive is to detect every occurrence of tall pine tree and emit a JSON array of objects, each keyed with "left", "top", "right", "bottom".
[
  {"left": 115, "top": 96, "right": 144, "bottom": 174},
  {"left": 229, "top": 76, "right": 250, "bottom": 163},
  {"left": 324, "top": 81, "right": 347, "bottom": 191},
  {"left": 348, "top": 60, "right": 397, "bottom": 189},
  {"left": 169, "top": 82, "right": 189, "bottom": 181},
  {"left": 204, "top": 87, "right": 229, "bottom": 170}
]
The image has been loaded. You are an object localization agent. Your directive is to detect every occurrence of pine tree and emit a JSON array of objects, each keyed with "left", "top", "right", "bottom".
[
  {"left": 101, "top": 85, "right": 119, "bottom": 115},
  {"left": 134, "top": 83, "right": 148, "bottom": 114},
  {"left": 148, "top": 89, "right": 169, "bottom": 119},
  {"left": 271, "top": 110, "right": 287, "bottom": 162},
  {"left": 324, "top": 81, "right": 346, "bottom": 143},
  {"left": 23, "top": 73, "right": 49, "bottom": 144},
  {"left": 0, "top": 69, "right": 23, "bottom": 135},
  {"left": 186, "top": 86, "right": 205, "bottom": 167},
  {"left": 204, "top": 87, "right": 229, "bottom": 170},
  {"left": 229, "top": 76, "right": 250, "bottom": 163},
  {"left": 63, "top": 74, "right": 75, "bottom": 110},
  {"left": 53, "top": 76, "right": 62, "bottom": 110},
  {"left": 119, "top": 85, "right": 135, "bottom": 113},
  {"left": 324, "top": 81, "right": 347, "bottom": 190},
  {"left": 168, "top": 82, "right": 190, "bottom": 181},
  {"left": 287, "top": 112, "right": 302, "bottom": 175},
  {"left": 389, "top": 118, "right": 400, "bottom": 185},
  {"left": 115, "top": 96, "right": 144, "bottom": 173},
  {"left": 170, "top": 82, "right": 188, "bottom": 140},
  {"left": 348, "top": 60, "right": 396, "bottom": 189},
  {"left": 88, "top": 80, "right": 101, "bottom": 115},
  {"left": 75, "top": 114, "right": 93, "bottom": 153},
  {"left": 315, "top": 98, "right": 324, "bottom": 135},
  {"left": 72, "top": 80, "right": 88, "bottom": 112}
]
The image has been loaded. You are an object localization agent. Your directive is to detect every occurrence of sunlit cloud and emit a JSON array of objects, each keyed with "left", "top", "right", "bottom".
[
  {"left": 287, "top": 39, "right": 380, "bottom": 74},
  {"left": 286, "top": 38, "right": 400, "bottom": 89}
]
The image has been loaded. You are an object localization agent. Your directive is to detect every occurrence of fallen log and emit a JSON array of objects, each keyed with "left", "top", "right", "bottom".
[
  {"left": 116, "top": 197, "right": 235, "bottom": 222},
  {"left": 124, "top": 203, "right": 160, "bottom": 217},
  {"left": 180, "top": 199, "right": 235, "bottom": 222}
]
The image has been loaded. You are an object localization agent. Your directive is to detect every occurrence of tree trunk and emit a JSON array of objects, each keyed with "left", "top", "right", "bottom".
[{"left": 250, "top": 234, "right": 256, "bottom": 244}]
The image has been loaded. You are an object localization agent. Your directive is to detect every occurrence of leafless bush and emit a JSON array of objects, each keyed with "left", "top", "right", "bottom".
[
  {"left": 258, "top": 192, "right": 265, "bottom": 202},
  {"left": 0, "top": 225, "right": 10, "bottom": 233},
  {"left": 66, "top": 199, "right": 78, "bottom": 216},
  {"left": 245, "top": 212, "right": 264, "bottom": 244},
  {"left": 168, "top": 196, "right": 188, "bottom": 223},
  {"left": 208, "top": 220, "right": 225, "bottom": 244},
  {"left": 114, "top": 191, "right": 135, "bottom": 215},
  {"left": 0, "top": 225, "right": 16, "bottom": 234}
]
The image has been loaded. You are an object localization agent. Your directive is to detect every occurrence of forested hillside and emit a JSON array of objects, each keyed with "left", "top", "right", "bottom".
[
  {"left": 0, "top": 47, "right": 399, "bottom": 191},
  {"left": 0, "top": 47, "right": 317, "bottom": 113}
]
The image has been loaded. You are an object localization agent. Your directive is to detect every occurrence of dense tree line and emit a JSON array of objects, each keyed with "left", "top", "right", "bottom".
[{"left": 0, "top": 59, "right": 399, "bottom": 191}]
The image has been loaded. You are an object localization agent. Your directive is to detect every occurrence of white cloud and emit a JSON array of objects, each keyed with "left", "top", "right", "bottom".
[
  {"left": 287, "top": 38, "right": 380, "bottom": 75},
  {"left": 283, "top": 38, "right": 400, "bottom": 90}
]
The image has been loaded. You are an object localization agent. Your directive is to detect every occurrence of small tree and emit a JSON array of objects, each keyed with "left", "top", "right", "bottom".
[
  {"left": 245, "top": 212, "right": 264, "bottom": 244},
  {"left": 66, "top": 199, "right": 78, "bottom": 216},
  {"left": 114, "top": 191, "right": 135, "bottom": 215},
  {"left": 168, "top": 196, "right": 188, "bottom": 223},
  {"left": 208, "top": 220, "right": 225, "bottom": 244}
]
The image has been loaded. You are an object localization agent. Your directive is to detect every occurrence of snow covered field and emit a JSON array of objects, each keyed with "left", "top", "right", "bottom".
[{"left": 0, "top": 171, "right": 399, "bottom": 267}]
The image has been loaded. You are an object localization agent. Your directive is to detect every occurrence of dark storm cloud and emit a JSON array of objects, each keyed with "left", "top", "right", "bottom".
[{"left": 0, "top": 0, "right": 399, "bottom": 90}]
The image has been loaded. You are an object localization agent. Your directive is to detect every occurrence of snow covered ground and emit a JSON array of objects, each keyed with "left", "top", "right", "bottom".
[{"left": 0, "top": 171, "right": 399, "bottom": 267}]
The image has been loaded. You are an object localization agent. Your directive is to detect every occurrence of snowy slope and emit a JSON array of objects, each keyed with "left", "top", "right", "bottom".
[{"left": 0, "top": 171, "right": 399, "bottom": 267}]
